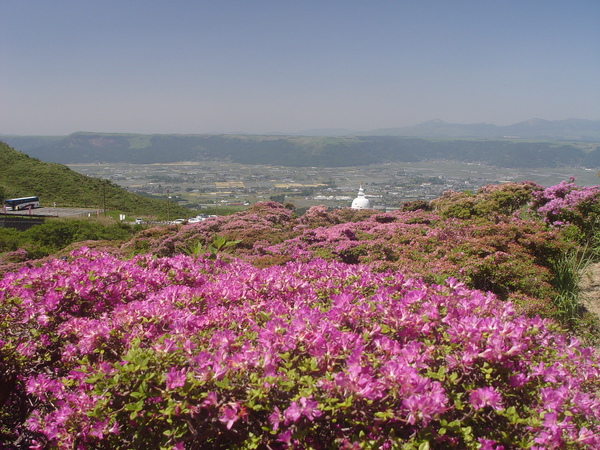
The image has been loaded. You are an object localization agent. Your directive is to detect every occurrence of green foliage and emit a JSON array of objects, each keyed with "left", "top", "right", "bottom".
[
  {"left": 432, "top": 182, "right": 539, "bottom": 219},
  {"left": 0, "top": 219, "right": 136, "bottom": 259},
  {"left": 82, "top": 340, "right": 190, "bottom": 449},
  {"left": 184, "top": 234, "right": 241, "bottom": 259},
  {"left": 0, "top": 141, "right": 189, "bottom": 218},
  {"left": 549, "top": 248, "right": 593, "bottom": 327},
  {"left": 474, "top": 182, "right": 539, "bottom": 216},
  {"left": 269, "top": 194, "right": 286, "bottom": 204},
  {"left": 209, "top": 234, "right": 241, "bottom": 253},
  {"left": 400, "top": 200, "right": 431, "bottom": 212},
  {"left": 434, "top": 191, "right": 477, "bottom": 219},
  {"left": 0, "top": 228, "right": 21, "bottom": 254}
]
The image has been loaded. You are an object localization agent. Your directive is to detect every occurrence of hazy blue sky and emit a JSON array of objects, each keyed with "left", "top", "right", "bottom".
[{"left": 1, "top": 1, "right": 599, "bottom": 135}]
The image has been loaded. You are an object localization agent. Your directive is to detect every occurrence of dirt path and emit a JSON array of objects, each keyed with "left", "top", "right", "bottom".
[{"left": 579, "top": 262, "right": 600, "bottom": 318}]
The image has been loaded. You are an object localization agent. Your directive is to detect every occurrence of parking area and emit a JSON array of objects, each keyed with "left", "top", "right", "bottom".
[{"left": 1, "top": 207, "right": 99, "bottom": 218}]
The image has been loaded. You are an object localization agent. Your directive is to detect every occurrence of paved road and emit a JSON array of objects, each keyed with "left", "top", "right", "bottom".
[{"left": 2, "top": 207, "right": 99, "bottom": 218}]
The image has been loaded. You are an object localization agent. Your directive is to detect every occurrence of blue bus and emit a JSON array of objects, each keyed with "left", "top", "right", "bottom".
[{"left": 4, "top": 196, "right": 40, "bottom": 211}]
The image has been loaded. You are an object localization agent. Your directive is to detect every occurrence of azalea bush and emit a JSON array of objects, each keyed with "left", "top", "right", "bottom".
[
  {"left": 255, "top": 210, "right": 567, "bottom": 317},
  {"left": 2, "top": 180, "right": 600, "bottom": 448},
  {"left": 431, "top": 182, "right": 541, "bottom": 220},
  {"left": 530, "top": 178, "right": 600, "bottom": 239},
  {"left": 117, "top": 202, "right": 568, "bottom": 318},
  {"left": 1, "top": 249, "right": 599, "bottom": 448},
  {"left": 122, "top": 201, "right": 296, "bottom": 258},
  {"left": 10, "top": 181, "right": 584, "bottom": 326},
  {"left": 2, "top": 180, "right": 598, "bottom": 329}
]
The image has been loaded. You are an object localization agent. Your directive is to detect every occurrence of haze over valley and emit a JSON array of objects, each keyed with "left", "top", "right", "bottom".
[{"left": 4, "top": 118, "right": 600, "bottom": 214}]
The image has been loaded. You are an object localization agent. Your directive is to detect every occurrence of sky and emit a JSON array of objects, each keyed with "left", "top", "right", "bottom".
[{"left": 1, "top": 0, "right": 599, "bottom": 135}]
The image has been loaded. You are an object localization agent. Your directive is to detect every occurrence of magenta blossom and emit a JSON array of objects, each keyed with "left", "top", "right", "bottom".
[
  {"left": 219, "top": 403, "right": 240, "bottom": 430},
  {"left": 165, "top": 367, "right": 187, "bottom": 390},
  {"left": 1, "top": 248, "right": 599, "bottom": 448},
  {"left": 470, "top": 386, "right": 504, "bottom": 411},
  {"left": 284, "top": 396, "right": 322, "bottom": 424}
]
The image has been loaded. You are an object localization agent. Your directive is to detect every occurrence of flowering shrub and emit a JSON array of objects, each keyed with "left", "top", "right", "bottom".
[
  {"left": 432, "top": 182, "right": 541, "bottom": 219},
  {"left": 0, "top": 185, "right": 570, "bottom": 322},
  {"left": 530, "top": 178, "right": 600, "bottom": 236},
  {"left": 2, "top": 182, "right": 591, "bottom": 324},
  {"left": 0, "top": 248, "right": 29, "bottom": 264},
  {"left": 0, "top": 248, "right": 30, "bottom": 269},
  {"left": 122, "top": 202, "right": 296, "bottom": 258},
  {"left": 118, "top": 203, "right": 567, "bottom": 316},
  {"left": 1, "top": 249, "right": 599, "bottom": 448},
  {"left": 257, "top": 210, "right": 566, "bottom": 315}
]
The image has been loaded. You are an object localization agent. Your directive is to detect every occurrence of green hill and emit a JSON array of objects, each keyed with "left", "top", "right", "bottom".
[{"left": 0, "top": 141, "right": 189, "bottom": 218}]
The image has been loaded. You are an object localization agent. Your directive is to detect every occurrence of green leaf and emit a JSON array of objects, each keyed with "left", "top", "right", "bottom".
[
  {"left": 124, "top": 399, "right": 144, "bottom": 413},
  {"left": 418, "top": 442, "right": 430, "bottom": 450},
  {"left": 374, "top": 410, "right": 394, "bottom": 420},
  {"left": 214, "top": 377, "right": 230, "bottom": 389}
]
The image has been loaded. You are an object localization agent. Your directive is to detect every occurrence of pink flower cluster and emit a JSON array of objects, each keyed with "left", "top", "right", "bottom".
[
  {"left": 1, "top": 248, "right": 599, "bottom": 448},
  {"left": 531, "top": 177, "right": 600, "bottom": 226}
]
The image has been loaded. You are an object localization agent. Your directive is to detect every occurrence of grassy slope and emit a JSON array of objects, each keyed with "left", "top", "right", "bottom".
[{"left": 0, "top": 141, "right": 190, "bottom": 218}]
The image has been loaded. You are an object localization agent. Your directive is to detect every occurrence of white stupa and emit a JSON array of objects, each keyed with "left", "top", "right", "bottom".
[{"left": 351, "top": 185, "right": 371, "bottom": 210}]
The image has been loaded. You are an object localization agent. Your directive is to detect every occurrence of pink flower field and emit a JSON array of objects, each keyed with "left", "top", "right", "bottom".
[{"left": 1, "top": 181, "right": 600, "bottom": 449}]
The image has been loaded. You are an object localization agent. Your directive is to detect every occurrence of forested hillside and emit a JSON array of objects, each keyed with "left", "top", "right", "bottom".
[
  {"left": 0, "top": 141, "right": 189, "bottom": 217},
  {"left": 4, "top": 132, "right": 600, "bottom": 168}
]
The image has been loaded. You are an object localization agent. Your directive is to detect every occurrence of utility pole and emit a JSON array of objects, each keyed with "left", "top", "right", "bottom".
[
  {"left": 167, "top": 189, "right": 171, "bottom": 222},
  {"left": 102, "top": 181, "right": 107, "bottom": 216}
]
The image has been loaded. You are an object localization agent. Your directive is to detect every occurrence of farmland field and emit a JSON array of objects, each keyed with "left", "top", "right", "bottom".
[{"left": 67, "top": 160, "right": 600, "bottom": 211}]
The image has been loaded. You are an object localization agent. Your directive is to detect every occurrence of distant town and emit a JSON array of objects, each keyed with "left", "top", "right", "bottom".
[{"left": 67, "top": 160, "right": 600, "bottom": 214}]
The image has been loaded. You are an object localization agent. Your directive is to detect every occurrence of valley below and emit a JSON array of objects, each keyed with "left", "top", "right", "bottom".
[{"left": 68, "top": 159, "right": 600, "bottom": 213}]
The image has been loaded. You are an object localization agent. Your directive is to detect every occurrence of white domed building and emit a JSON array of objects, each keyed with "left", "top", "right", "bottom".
[{"left": 351, "top": 186, "right": 371, "bottom": 210}]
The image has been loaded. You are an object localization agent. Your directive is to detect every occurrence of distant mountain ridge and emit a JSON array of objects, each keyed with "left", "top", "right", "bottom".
[
  {"left": 4, "top": 118, "right": 600, "bottom": 141},
  {"left": 363, "top": 118, "right": 600, "bottom": 140},
  {"left": 2, "top": 118, "right": 600, "bottom": 168}
]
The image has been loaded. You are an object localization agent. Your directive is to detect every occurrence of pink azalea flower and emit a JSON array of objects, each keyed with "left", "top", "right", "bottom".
[
  {"left": 269, "top": 406, "right": 282, "bottom": 431},
  {"left": 478, "top": 438, "right": 504, "bottom": 450},
  {"left": 219, "top": 403, "right": 240, "bottom": 430},
  {"left": 284, "top": 396, "right": 322, "bottom": 424},
  {"left": 470, "top": 386, "right": 503, "bottom": 411},
  {"left": 283, "top": 401, "right": 302, "bottom": 423},
  {"left": 164, "top": 367, "right": 187, "bottom": 390}
]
